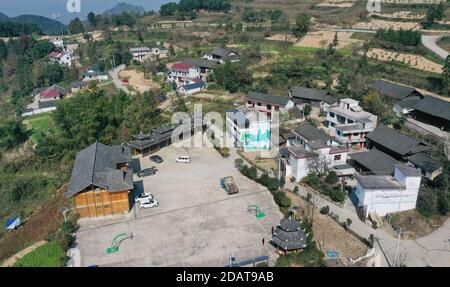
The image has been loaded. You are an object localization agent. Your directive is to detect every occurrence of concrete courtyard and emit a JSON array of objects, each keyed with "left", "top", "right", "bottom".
[{"left": 74, "top": 145, "right": 282, "bottom": 267}]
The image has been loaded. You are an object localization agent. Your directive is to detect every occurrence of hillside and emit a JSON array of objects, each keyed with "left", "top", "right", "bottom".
[
  {"left": 0, "top": 13, "right": 65, "bottom": 35},
  {"left": 103, "top": 2, "right": 146, "bottom": 16}
]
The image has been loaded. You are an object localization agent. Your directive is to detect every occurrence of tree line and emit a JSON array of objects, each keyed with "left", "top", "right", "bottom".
[
  {"left": 160, "top": 0, "right": 232, "bottom": 17},
  {"left": 374, "top": 28, "right": 421, "bottom": 47},
  {"left": 0, "top": 21, "right": 41, "bottom": 37}
]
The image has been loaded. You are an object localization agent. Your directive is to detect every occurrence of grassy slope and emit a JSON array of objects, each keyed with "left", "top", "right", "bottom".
[{"left": 13, "top": 241, "right": 65, "bottom": 267}]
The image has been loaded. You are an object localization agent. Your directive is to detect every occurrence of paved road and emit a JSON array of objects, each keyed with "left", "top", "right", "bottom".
[
  {"left": 285, "top": 183, "right": 450, "bottom": 267},
  {"left": 421, "top": 35, "right": 449, "bottom": 59},
  {"left": 109, "top": 64, "right": 131, "bottom": 94}
]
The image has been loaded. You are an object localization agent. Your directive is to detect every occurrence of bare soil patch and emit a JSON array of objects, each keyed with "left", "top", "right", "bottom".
[
  {"left": 369, "top": 11, "right": 424, "bottom": 20},
  {"left": 381, "top": 0, "right": 441, "bottom": 3},
  {"left": 353, "top": 19, "right": 421, "bottom": 30},
  {"left": 385, "top": 210, "right": 448, "bottom": 240},
  {"left": 296, "top": 31, "right": 364, "bottom": 49},
  {"left": 118, "top": 69, "right": 161, "bottom": 93},
  {"left": 316, "top": 0, "right": 357, "bottom": 8},
  {"left": 363, "top": 48, "right": 443, "bottom": 73},
  {"left": 265, "top": 34, "right": 298, "bottom": 43}
]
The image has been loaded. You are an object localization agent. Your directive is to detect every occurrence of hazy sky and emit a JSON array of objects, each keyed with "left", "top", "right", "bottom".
[{"left": 1, "top": 0, "right": 176, "bottom": 23}]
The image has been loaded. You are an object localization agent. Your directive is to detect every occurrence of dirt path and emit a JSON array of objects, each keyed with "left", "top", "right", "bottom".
[{"left": 1, "top": 240, "right": 48, "bottom": 267}]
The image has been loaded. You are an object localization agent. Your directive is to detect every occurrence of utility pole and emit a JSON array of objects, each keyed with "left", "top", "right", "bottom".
[{"left": 393, "top": 227, "right": 402, "bottom": 267}]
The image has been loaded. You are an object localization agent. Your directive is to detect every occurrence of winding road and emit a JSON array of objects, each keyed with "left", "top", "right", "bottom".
[{"left": 421, "top": 35, "right": 449, "bottom": 59}]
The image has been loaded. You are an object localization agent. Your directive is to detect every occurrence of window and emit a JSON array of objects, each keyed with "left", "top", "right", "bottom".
[
  {"left": 257, "top": 102, "right": 262, "bottom": 106},
  {"left": 267, "top": 104, "right": 272, "bottom": 110},
  {"left": 329, "top": 112, "right": 335, "bottom": 118},
  {"left": 334, "top": 154, "right": 342, "bottom": 161},
  {"left": 275, "top": 106, "right": 279, "bottom": 111}
]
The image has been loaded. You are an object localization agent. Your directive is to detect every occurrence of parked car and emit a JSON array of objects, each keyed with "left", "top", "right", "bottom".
[
  {"left": 139, "top": 199, "right": 159, "bottom": 209},
  {"left": 176, "top": 156, "right": 191, "bottom": 163},
  {"left": 137, "top": 167, "right": 157, "bottom": 177},
  {"left": 135, "top": 192, "right": 154, "bottom": 204},
  {"left": 150, "top": 155, "right": 163, "bottom": 164}
]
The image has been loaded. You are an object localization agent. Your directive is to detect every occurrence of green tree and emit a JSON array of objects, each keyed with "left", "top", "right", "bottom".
[
  {"left": 292, "top": 14, "right": 311, "bottom": 38},
  {"left": 68, "top": 18, "right": 85, "bottom": 34},
  {"left": 213, "top": 61, "right": 252, "bottom": 93},
  {"left": 442, "top": 55, "right": 450, "bottom": 96},
  {"left": 0, "top": 39, "right": 6, "bottom": 60},
  {"left": 87, "top": 12, "right": 97, "bottom": 27},
  {"left": 0, "top": 119, "right": 29, "bottom": 150}
]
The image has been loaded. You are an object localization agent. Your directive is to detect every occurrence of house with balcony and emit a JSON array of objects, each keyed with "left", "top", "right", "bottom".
[
  {"left": 289, "top": 86, "right": 337, "bottom": 111},
  {"left": 326, "top": 98, "right": 378, "bottom": 148},
  {"left": 130, "top": 47, "right": 169, "bottom": 62},
  {"left": 279, "top": 123, "right": 350, "bottom": 182},
  {"left": 244, "top": 91, "right": 294, "bottom": 120},
  {"left": 48, "top": 51, "right": 73, "bottom": 66},
  {"left": 167, "top": 62, "right": 201, "bottom": 86}
]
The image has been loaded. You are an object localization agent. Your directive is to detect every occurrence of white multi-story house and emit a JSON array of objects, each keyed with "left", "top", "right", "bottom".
[
  {"left": 225, "top": 109, "right": 272, "bottom": 152},
  {"left": 279, "top": 123, "right": 351, "bottom": 182},
  {"left": 130, "top": 47, "right": 170, "bottom": 62},
  {"left": 326, "top": 98, "right": 377, "bottom": 148},
  {"left": 355, "top": 164, "right": 422, "bottom": 218},
  {"left": 50, "top": 37, "right": 65, "bottom": 49},
  {"left": 167, "top": 62, "right": 201, "bottom": 86},
  {"left": 48, "top": 51, "right": 73, "bottom": 66}
]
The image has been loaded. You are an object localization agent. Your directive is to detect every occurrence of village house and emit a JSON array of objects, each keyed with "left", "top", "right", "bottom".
[
  {"left": 244, "top": 91, "right": 294, "bottom": 120},
  {"left": 130, "top": 47, "right": 169, "bottom": 62},
  {"left": 22, "top": 84, "right": 67, "bottom": 117},
  {"left": 411, "top": 96, "right": 450, "bottom": 132},
  {"left": 366, "top": 124, "right": 429, "bottom": 161},
  {"left": 182, "top": 58, "right": 218, "bottom": 79},
  {"left": 48, "top": 51, "right": 73, "bottom": 66},
  {"left": 177, "top": 80, "right": 206, "bottom": 95},
  {"left": 407, "top": 153, "right": 443, "bottom": 181},
  {"left": 202, "top": 47, "right": 240, "bottom": 64},
  {"left": 167, "top": 62, "right": 201, "bottom": 86},
  {"left": 50, "top": 37, "right": 64, "bottom": 49},
  {"left": 289, "top": 86, "right": 337, "bottom": 111},
  {"left": 225, "top": 108, "right": 272, "bottom": 151},
  {"left": 67, "top": 142, "right": 134, "bottom": 218},
  {"left": 326, "top": 98, "right": 378, "bottom": 148},
  {"left": 349, "top": 149, "right": 399, "bottom": 176},
  {"left": 83, "top": 66, "right": 109, "bottom": 82},
  {"left": 355, "top": 164, "right": 422, "bottom": 218},
  {"left": 279, "top": 123, "right": 350, "bottom": 182}
]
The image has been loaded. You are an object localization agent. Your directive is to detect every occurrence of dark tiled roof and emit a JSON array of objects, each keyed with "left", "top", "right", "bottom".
[
  {"left": 396, "top": 96, "right": 421, "bottom": 109},
  {"left": 366, "top": 124, "right": 427, "bottom": 156},
  {"left": 38, "top": 100, "right": 59, "bottom": 109},
  {"left": 271, "top": 218, "right": 307, "bottom": 251},
  {"left": 211, "top": 47, "right": 237, "bottom": 58},
  {"left": 287, "top": 146, "right": 316, "bottom": 159},
  {"left": 323, "top": 94, "right": 337, "bottom": 105},
  {"left": 294, "top": 123, "right": 332, "bottom": 142},
  {"left": 290, "top": 86, "right": 329, "bottom": 102},
  {"left": 290, "top": 106, "right": 304, "bottom": 119},
  {"left": 408, "top": 153, "right": 442, "bottom": 174},
  {"left": 350, "top": 149, "right": 399, "bottom": 175},
  {"left": 183, "top": 58, "right": 218, "bottom": 70},
  {"left": 67, "top": 142, "right": 133, "bottom": 197},
  {"left": 371, "top": 79, "right": 417, "bottom": 100},
  {"left": 413, "top": 96, "right": 450, "bottom": 121},
  {"left": 395, "top": 164, "right": 422, "bottom": 177},
  {"left": 246, "top": 91, "right": 289, "bottom": 106},
  {"left": 129, "top": 125, "right": 179, "bottom": 150}
]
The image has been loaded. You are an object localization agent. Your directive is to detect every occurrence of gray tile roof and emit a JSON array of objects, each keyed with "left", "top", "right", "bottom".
[
  {"left": 38, "top": 100, "right": 59, "bottom": 109},
  {"left": 290, "top": 86, "right": 329, "bottom": 102},
  {"left": 408, "top": 153, "right": 442, "bottom": 174},
  {"left": 350, "top": 149, "right": 399, "bottom": 175},
  {"left": 67, "top": 142, "right": 133, "bottom": 197},
  {"left": 395, "top": 164, "right": 422, "bottom": 177},
  {"left": 413, "top": 96, "right": 450, "bottom": 121},
  {"left": 357, "top": 174, "right": 401, "bottom": 189},
  {"left": 396, "top": 96, "right": 421, "bottom": 109},
  {"left": 246, "top": 91, "right": 290, "bottom": 106},
  {"left": 294, "top": 123, "right": 332, "bottom": 142},
  {"left": 211, "top": 47, "right": 237, "bottom": 58},
  {"left": 371, "top": 79, "right": 417, "bottom": 100},
  {"left": 183, "top": 58, "right": 218, "bottom": 70},
  {"left": 366, "top": 124, "right": 428, "bottom": 156},
  {"left": 271, "top": 218, "right": 307, "bottom": 251}
]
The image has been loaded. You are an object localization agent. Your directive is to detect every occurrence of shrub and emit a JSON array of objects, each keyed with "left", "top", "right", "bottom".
[
  {"left": 234, "top": 158, "right": 244, "bottom": 168},
  {"left": 330, "top": 188, "right": 346, "bottom": 203},
  {"left": 219, "top": 147, "right": 230, "bottom": 158},
  {"left": 346, "top": 218, "right": 352, "bottom": 227},
  {"left": 325, "top": 171, "right": 339, "bottom": 185},
  {"left": 320, "top": 206, "right": 330, "bottom": 215},
  {"left": 293, "top": 186, "right": 299, "bottom": 194},
  {"left": 274, "top": 191, "right": 291, "bottom": 208}
]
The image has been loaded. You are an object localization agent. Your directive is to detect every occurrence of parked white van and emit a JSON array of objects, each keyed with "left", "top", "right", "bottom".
[{"left": 176, "top": 156, "right": 191, "bottom": 163}]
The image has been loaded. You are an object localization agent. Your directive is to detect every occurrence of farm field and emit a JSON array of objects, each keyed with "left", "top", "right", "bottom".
[
  {"left": 118, "top": 69, "right": 161, "bottom": 94},
  {"left": 13, "top": 241, "right": 65, "bottom": 267},
  {"left": 295, "top": 31, "right": 364, "bottom": 49},
  {"left": 363, "top": 48, "right": 444, "bottom": 73},
  {"left": 353, "top": 19, "right": 421, "bottom": 30}
]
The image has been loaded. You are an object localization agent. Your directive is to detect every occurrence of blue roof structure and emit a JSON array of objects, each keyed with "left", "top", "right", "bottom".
[{"left": 5, "top": 217, "right": 20, "bottom": 229}]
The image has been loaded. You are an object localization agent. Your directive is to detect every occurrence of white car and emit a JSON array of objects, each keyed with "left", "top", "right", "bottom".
[
  {"left": 135, "top": 192, "right": 153, "bottom": 204},
  {"left": 139, "top": 199, "right": 159, "bottom": 209},
  {"left": 176, "top": 156, "right": 191, "bottom": 163}
]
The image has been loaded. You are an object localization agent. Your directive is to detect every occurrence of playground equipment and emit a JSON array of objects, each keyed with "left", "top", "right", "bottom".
[
  {"left": 326, "top": 250, "right": 340, "bottom": 259},
  {"left": 247, "top": 205, "right": 266, "bottom": 219},
  {"left": 106, "top": 232, "right": 133, "bottom": 254}
]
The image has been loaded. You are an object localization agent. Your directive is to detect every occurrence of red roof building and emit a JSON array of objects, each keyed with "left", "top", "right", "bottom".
[{"left": 171, "top": 63, "right": 192, "bottom": 71}]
